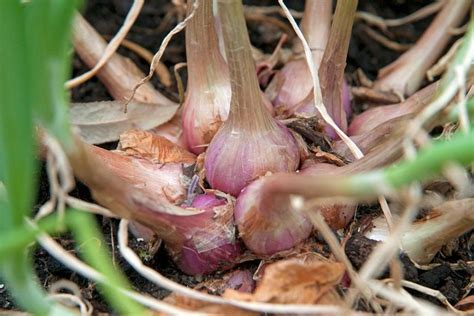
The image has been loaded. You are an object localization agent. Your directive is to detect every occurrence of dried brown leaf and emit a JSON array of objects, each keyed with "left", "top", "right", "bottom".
[
  {"left": 224, "top": 257, "right": 345, "bottom": 305},
  {"left": 160, "top": 293, "right": 257, "bottom": 315},
  {"left": 118, "top": 129, "right": 195, "bottom": 164},
  {"left": 70, "top": 101, "right": 178, "bottom": 144},
  {"left": 455, "top": 295, "right": 474, "bottom": 312}
]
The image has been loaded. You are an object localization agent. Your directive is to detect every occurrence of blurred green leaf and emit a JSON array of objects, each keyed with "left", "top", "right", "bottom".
[
  {"left": 0, "top": 0, "right": 36, "bottom": 229},
  {"left": 69, "top": 211, "right": 145, "bottom": 315},
  {"left": 25, "top": 0, "right": 78, "bottom": 148}
]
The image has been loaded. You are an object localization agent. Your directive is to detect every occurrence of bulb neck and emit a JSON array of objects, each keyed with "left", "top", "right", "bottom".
[
  {"left": 218, "top": 0, "right": 274, "bottom": 131},
  {"left": 186, "top": 0, "right": 228, "bottom": 91}
]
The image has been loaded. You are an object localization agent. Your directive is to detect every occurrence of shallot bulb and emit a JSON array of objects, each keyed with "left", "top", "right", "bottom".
[
  {"left": 205, "top": 0, "right": 300, "bottom": 196},
  {"left": 205, "top": 120, "right": 300, "bottom": 197},
  {"left": 234, "top": 175, "right": 313, "bottom": 255},
  {"left": 156, "top": 192, "right": 241, "bottom": 275},
  {"left": 68, "top": 140, "right": 240, "bottom": 275},
  {"left": 268, "top": 59, "right": 351, "bottom": 137}
]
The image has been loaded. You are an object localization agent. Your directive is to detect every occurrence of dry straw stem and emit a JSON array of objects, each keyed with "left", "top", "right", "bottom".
[
  {"left": 404, "top": 17, "right": 474, "bottom": 159},
  {"left": 49, "top": 293, "right": 93, "bottom": 316},
  {"left": 374, "top": 0, "right": 470, "bottom": 97},
  {"left": 117, "top": 219, "right": 348, "bottom": 315},
  {"left": 67, "top": 0, "right": 144, "bottom": 88},
  {"left": 72, "top": 14, "right": 174, "bottom": 106},
  {"left": 384, "top": 279, "right": 470, "bottom": 314},
  {"left": 112, "top": 37, "right": 173, "bottom": 87},
  {"left": 127, "top": 0, "right": 199, "bottom": 108},
  {"left": 36, "top": 133, "right": 75, "bottom": 221},
  {"left": 304, "top": 210, "right": 383, "bottom": 313},
  {"left": 366, "top": 279, "right": 444, "bottom": 315},
  {"left": 48, "top": 280, "right": 94, "bottom": 316},
  {"left": 355, "top": 0, "right": 443, "bottom": 32}
]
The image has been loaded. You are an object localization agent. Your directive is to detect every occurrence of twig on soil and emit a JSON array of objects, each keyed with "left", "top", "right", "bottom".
[
  {"left": 244, "top": 5, "right": 304, "bottom": 19},
  {"left": 366, "top": 279, "right": 443, "bottom": 314},
  {"left": 66, "top": 0, "right": 144, "bottom": 88},
  {"left": 361, "top": 25, "right": 412, "bottom": 52},
  {"left": 355, "top": 1, "right": 443, "bottom": 32},
  {"left": 104, "top": 36, "right": 173, "bottom": 87},
  {"left": 127, "top": 0, "right": 199, "bottom": 111},
  {"left": 383, "top": 279, "right": 468, "bottom": 314}
]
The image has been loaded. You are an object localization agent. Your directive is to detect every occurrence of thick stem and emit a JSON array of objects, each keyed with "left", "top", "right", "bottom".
[
  {"left": 218, "top": 0, "right": 273, "bottom": 131},
  {"left": 261, "top": 128, "right": 474, "bottom": 200},
  {"left": 73, "top": 14, "right": 174, "bottom": 106},
  {"left": 293, "top": 0, "right": 332, "bottom": 67},
  {"left": 318, "top": 0, "right": 358, "bottom": 133},
  {"left": 375, "top": 0, "right": 470, "bottom": 96},
  {"left": 186, "top": 0, "right": 226, "bottom": 91}
]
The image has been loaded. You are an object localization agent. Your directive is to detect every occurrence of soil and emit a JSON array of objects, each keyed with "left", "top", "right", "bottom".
[{"left": 1, "top": 0, "right": 472, "bottom": 314}]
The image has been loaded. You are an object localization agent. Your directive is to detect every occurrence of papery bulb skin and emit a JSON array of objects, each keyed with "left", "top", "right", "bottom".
[
  {"left": 348, "top": 103, "right": 410, "bottom": 136},
  {"left": 270, "top": 59, "right": 316, "bottom": 116},
  {"left": 159, "top": 192, "right": 241, "bottom": 275},
  {"left": 182, "top": 79, "right": 231, "bottom": 154},
  {"left": 268, "top": 60, "right": 351, "bottom": 140},
  {"left": 234, "top": 176, "right": 313, "bottom": 255},
  {"left": 300, "top": 161, "right": 355, "bottom": 229},
  {"left": 205, "top": 121, "right": 300, "bottom": 197},
  {"left": 150, "top": 109, "right": 189, "bottom": 148},
  {"left": 71, "top": 142, "right": 240, "bottom": 275},
  {"left": 348, "top": 81, "right": 438, "bottom": 136},
  {"left": 182, "top": 0, "right": 232, "bottom": 154}
]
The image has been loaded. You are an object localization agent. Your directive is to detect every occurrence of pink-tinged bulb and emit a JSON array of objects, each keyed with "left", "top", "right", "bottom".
[
  {"left": 270, "top": 59, "right": 316, "bottom": 116},
  {"left": 182, "top": 0, "right": 232, "bottom": 154},
  {"left": 325, "top": 80, "right": 351, "bottom": 139},
  {"left": 138, "top": 192, "right": 241, "bottom": 275},
  {"left": 226, "top": 270, "right": 255, "bottom": 293},
  {"left": 269, "top": 59, "right": 351, "bottom": 139},
  {"left": 348, "top": 103, "right": 410, "bottom": 136},
  {"left": 300, "top": 161, "right": 355, "bottom": 229},
  {"left": 71, "top": 144, "right": 239, "bottom": 275},
  {"left": 234, "top": 175, "right": 312, "bottom": 255},
  {"left": 150, "top": 109, "right": 188, "bottom": 149},
  {"left": 204, "top": 121, "right": 300, "bottom": 197},
  {"left": 182, "top": 79, "right": 232, "bottom": 154}
]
